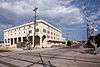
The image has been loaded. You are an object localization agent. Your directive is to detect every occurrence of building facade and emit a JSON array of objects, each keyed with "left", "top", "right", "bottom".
[{"left": 4, "top": 20, "right": 65, "bottom": 48}]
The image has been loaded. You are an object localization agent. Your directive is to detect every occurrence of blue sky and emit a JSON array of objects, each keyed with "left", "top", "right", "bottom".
[{"left": 0, "top": 0, "right": 100, "bottom": 41}]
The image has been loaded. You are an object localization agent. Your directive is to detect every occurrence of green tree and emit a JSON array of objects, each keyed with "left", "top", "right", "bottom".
[
  {"left": 67, "top": 40, "right": 72, "bottom": 47},
  {"left": 95, "top": 33, "right": 100, "bottom": 47}
]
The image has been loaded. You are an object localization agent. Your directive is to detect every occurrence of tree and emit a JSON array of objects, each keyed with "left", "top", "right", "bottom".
[
  {"left": 84, "top": 33, "right": 100, "bottom": 48},
  {"left": 67, "top": 40, "right": 72, "bottom": 47},
  {"left": 95, "top": 33, "right": 100, "bottom": 47}
]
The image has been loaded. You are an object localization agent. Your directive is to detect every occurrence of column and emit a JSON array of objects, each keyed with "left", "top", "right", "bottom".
[{"left": 40, "top": 36, "right": 43, "bottom": 48}]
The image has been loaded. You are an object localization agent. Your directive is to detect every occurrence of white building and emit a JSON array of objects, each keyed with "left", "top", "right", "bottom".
[{"left": 4, "top": 20, "right": 65, "bottom": 48}]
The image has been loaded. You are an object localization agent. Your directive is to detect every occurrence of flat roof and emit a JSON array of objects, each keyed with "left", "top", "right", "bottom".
[{"left": 4, "top": 19, "right": 61, "bottom": 32}]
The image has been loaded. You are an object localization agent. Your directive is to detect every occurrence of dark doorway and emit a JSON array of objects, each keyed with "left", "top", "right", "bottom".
[
  {"left": 18, "top": 37, "right": 21, "bottom": 43},
  {"left": 42, "top": 35, "right": 46, "bottom": 43},
  {"left": 23, "top": 37, "right": 27, "bottom": 42},
  {"left": 14, "top": 38, "right": 17, "bottom": 44},
  {"left": 11, "top": 38, "right": 13, "bottom": 45},
  {"left": 34, "top": 35, "right": 40, "bottom": 47}
]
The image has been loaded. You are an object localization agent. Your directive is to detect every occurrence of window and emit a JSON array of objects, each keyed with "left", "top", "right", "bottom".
[
  {"left": 19, "top": 28, "right": 20, "bottom": 30},
  {"left": 15, "top": 29, "right": 16, "bottom": 31},
  {"left": 51, "top": 37, "right": 53, "bottom": 39},
  {"left": 14, "top": 38, "right": 17, "bottom": 44},
  {"left": 11, "top": 38, "right": 13, "bottom": 45},
  {"left": 35, "top": 29, "right": 39, "bottom": 32},
  {"left": 57, "top": 38, "right": 59, "bottom": 40},
  {"left": 29, "top": 30, "right": 32, "bottom": 33},
  {"left": 43, "top": 29, "right": 46, "bottom": 33},
  {"left": 5, "top": 39, "right": 7, "bottom": 43},
  {"left": 29, "top": 25, "right": 31, "bottom": 28},
  {"left": 24, "top": 27, "right": 25, "bottom": 29},
  {"left": 47, "top": 35, "right": 50, "bottom": 38},
  {"left": 8, "top": 39, "right": 10, "bottom": 43},
  {"left": 35, "top": 23, "right": 38, "bottom": 26},
  {"left": 54, "top": 33, "right": 55, "bottom": 35},
  {"left": 51, "top": 32, "right": 53, "bottom": 35},
  {"left": 47, "top": 31, "right": 50, "bottom": 34},
  {"left": 11, "top": 30, "right": 12, "bottom": 33}
]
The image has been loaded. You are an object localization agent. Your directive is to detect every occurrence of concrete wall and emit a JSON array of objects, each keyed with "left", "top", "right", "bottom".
[{"left": 4, "top": 20, "right": 65, "bottom": 48}]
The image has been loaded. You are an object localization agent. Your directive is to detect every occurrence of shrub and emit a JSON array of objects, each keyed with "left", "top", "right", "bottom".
[{"left": 67, "top": 40, "right": 72, "bottom": 46}]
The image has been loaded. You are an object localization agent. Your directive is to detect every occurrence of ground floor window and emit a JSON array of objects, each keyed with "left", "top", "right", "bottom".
[{"left": 28, "top": 36, "right": 33, "bottom": 44}]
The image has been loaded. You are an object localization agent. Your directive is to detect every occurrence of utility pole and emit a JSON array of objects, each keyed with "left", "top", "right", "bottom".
[{"left": 33, "top": 7, "right": 38, "bottom": 47}]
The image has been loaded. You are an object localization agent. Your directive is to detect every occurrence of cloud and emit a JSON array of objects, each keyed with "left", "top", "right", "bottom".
[
  {"left": 0, "top": 0, "right": 82, "bottom": 24},
  {"left": 1, "top": 0, "right": 98, "bottom": 40},
  {"left": 0, "top": 0, "right": 33, "bottom": 15}
]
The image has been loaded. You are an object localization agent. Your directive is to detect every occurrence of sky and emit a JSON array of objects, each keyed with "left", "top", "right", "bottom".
[{"left": 0, "top": 0, "right": 100, "bottom": 41}]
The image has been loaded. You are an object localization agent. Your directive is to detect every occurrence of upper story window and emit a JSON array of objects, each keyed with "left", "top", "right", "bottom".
[
  {"left": 29, "top": 30, "right": 32, "bottom": 33},
  {"left": 19, "top": 28, "right": 20, "bottom": 30},
  {"left": 47, "top": 35, "right": 50, "bottom": 38},
  {"left": 43, "top": 29, "right": 46, "bottom": 33},
  {"left": 8, "top": 39, "right": 10, "bottom": 43},
  {"left": 47, "top": 31, "right": 50, "bottom": 34},
  {"left": 24, "top": 27, "right": 25, "bottom": 29},
  {"left": 11, "top": 30, "right": 12, "bottom": 33},
  {"left": 29, "top": 25, "right": 31, "bottom": 28},
  {"left": 51, "top": 32, "right": 53, "bottom": 35},
  {"left": 5, "top": 39, "right": 7, "bottom": 43},
  {"left": 24, "top": 31, "right": 25, "bottom": 33},
  {"left": 35, "top": 23, "right": 38, "bottom": 26},
  {"left": 11, "top": 34, "right": 13, "bottom": 35},
  {"left": 35, "top": 29, "right": 39, "bottom": 32},
  {"left": 15, "top": 29, "right": 16, "bottom": 31},
  {"left": 54, "top": 33, "right": 55, "bottom": 35},
  {"left": 51, "top": 37, "right": 53, "bottom": 39}
]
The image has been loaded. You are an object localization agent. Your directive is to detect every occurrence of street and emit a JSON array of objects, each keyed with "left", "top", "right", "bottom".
[{"left": 0, "top": 47, "right": 100, "bottom": 67}]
